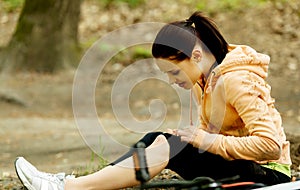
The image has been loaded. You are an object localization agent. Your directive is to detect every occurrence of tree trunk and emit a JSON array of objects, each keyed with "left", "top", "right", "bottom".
[{"left": 1, "top": 0, "right": 82, "bottom": 73}]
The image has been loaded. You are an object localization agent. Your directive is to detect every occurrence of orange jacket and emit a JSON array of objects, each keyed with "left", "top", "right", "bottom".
[{"left": 192, "top": 45, "right": 291, "bottom": 168}]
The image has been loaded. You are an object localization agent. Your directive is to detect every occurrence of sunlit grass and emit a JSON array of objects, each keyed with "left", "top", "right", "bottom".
[
  {"left": 96, "top": 0, "right": 145, "bottom": 8},
  {"left": 178, "top": 0, "right": 269, "bottom": 14},
  {"left": 1, "top": 0, "right": 24, "bottom": 12}
]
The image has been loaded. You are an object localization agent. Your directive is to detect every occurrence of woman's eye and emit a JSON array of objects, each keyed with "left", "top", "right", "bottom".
[{"left": 171, "top": 70, "right": 180, "bottom": 75}]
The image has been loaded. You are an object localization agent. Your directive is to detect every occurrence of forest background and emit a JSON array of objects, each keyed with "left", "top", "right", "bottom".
[{"left": 0, "top": 0, "right": 299, "bottom": 189}]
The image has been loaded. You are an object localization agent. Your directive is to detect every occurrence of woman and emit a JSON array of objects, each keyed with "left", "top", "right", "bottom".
[{"left": 15, "top": 11, "right": 291, "bottom": 190}]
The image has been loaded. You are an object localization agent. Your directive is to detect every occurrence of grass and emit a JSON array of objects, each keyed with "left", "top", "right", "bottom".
[
  {"left": 1, "top": 0, "right": 24, "bottom": 12},
  {"left": 75, "top": 152, "right": 108, "bottom": 176},
  {"left": 100, "top": 44, "right": 152, "bottom": 68},
  {"left": 96, "top": 0, "right": 145, "bottom": 8},
  {"left": 193, "top": 0, "right": 269, "bottom": 14},
  {"left": 75, "top": 136, "right": 108, "bottom": 176}
]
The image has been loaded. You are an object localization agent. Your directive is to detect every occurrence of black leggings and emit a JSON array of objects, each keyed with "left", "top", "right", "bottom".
[{"left": 111, "top": 132, "right": 291, "bottom": 186}]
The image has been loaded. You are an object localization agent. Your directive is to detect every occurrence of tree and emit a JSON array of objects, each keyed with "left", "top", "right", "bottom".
[{"left": 1, "top": 0, "right": 82, "bottom": 73}]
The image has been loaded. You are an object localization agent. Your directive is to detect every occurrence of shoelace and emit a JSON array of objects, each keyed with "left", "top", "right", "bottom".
[{"left": 38, "top": 172, "right": 75, "bottom": 183}]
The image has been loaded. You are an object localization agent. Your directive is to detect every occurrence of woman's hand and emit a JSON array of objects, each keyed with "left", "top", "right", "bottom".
[
  {"left": 166, "top": 128, "right": 177, "bottom": 135},
  {"left": 166, "top": 126, "right": 202, "bottom": 147},
  {"left": 176, "top": 126, "right": 199, "bottom": 144},
  {"left": 167, "top": 126, "right": 216, "bottom": 150}
]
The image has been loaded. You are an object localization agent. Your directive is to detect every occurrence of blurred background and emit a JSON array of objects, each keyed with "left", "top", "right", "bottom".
[{"left": 0, "top": 0, "right": 299, "bottom": 188}]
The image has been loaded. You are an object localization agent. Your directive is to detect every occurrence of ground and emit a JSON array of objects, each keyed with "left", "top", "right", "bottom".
[{"left": 0, "top": 0, "right": 300, "bottom": 189}]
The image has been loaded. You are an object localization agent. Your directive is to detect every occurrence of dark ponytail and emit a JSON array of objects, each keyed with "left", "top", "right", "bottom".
[
  {"left": 188, "top": 11, "right": 228, "bottom": 64},
  {"left": 152, "top": 11, "right": 228, "bottom": 64}
]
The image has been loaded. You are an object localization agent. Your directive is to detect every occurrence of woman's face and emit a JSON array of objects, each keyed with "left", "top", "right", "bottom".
[{"left": 156, "top": 58, "right": 201, "bottom": 89}]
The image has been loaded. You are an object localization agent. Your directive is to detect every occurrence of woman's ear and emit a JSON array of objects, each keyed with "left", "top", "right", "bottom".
[{"left": 191, "top": 49, "right": 202, "bottom": 63}]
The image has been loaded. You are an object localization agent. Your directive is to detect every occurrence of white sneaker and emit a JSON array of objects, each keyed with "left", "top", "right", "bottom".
[{"left": 14, "top": 157, "right": 75, "bottom": 190}]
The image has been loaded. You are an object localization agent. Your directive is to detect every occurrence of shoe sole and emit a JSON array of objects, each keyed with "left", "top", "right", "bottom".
[{"left": 14, "top": 157, "right": 36, "bottom": 190}]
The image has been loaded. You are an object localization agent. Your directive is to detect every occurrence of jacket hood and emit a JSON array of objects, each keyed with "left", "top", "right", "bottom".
[{"left": 216, "top": 45, "right": 270, "bottom": 79}]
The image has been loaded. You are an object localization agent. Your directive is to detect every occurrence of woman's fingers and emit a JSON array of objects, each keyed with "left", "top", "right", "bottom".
[
  {"left": 177, "top": 126, "right": 198, "bottom": 143},
  {"left": 166, "top": 128, "right": 178, "bottom": 135},
  {"left": 166, "top": 128, "right": 174, "bottom": 134}
]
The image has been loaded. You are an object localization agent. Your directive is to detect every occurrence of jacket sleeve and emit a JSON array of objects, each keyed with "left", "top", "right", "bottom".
[{"left": 196, "top": 71, "right": 281, "bottom": 161}]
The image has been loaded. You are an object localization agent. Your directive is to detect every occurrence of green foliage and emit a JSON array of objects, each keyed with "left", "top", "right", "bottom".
[
  {"left": 131, "top": 46, "right": 152, "bottom": 60},
  {"left": 1, "top": 0, "right": 24, "bottom": 12},
  {"left": 105, "top": 45, "right": 152, "bottom": 67},
  {"left": 193, "top": 0, "right": 268, "bottom": 13},
  {"left": 98, "top": 0, "right": 145, "bottom": 8}
]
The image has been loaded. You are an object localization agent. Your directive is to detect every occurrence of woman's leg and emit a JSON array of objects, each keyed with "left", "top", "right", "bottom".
[
  {"left": 110, "top": 132, "right": 164, "bottom": 165},
  {"left": 65, "top": 135, "right": 170, "bottom": 190},
  {"left": 164, "top": 134, "right": 291, "bottom": 185}
]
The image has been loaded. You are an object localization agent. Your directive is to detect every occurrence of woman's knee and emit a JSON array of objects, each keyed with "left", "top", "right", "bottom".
[
  {"left": 149, "top": 135, "right": 168, "bottom": 147},
  {"left": 146, "top": 135, "right": 170, "bottom": 167},
  {"left": 139, "top": 132, "right": 164, "bottom": 147}
]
